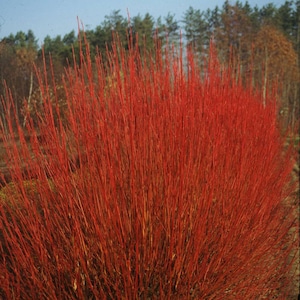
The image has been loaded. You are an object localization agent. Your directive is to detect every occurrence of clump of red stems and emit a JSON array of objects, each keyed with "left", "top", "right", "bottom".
[{"left": 0, "top": 33, "right": 298, "bottom": 299}]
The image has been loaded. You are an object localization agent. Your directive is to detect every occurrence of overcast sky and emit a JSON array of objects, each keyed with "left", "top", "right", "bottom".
[{"left": 0, "top": 0, "right": 286, "bottom": 44}]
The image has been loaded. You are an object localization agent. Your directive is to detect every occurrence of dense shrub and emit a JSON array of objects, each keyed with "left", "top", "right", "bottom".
[{"left": 0, "top": 35, "right": 298, "bottom": 299}]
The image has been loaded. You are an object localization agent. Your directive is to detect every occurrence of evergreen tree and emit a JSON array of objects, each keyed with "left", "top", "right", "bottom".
[
  {"left": 102, "top": 10, "right": 128, "bottom": 47},
  {"left": 182, "top": 7, "right": 209, "bottom": 52},
  {"left": 259, "top": 3, "right": 279, "bottom": 25},
  {"left": 276, "top": 1, "right": 295, "bottom": 37},
  {"left": 156, "top": 13, "right": 180, "bottom": 49},
  {"left": 131, "top": 13, "right": 155, "bottom": 50}
]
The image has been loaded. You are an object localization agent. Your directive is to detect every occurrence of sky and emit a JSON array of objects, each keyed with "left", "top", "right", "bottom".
[{"left": 0, "top": 0, "right": 287, "bottom": 45}]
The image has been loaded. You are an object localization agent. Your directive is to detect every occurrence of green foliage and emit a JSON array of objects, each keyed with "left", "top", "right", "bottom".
[
  {"left": 131, "top": 13, "right": 155, "bottom": 50},
  {"left": 183, "top": 7, "right": 209, "bottom": 51},
  {"left": 156, "top": 13, "right": 180, "bottom": 51},
  {"left": 102, "top": 9, "right": 128, "bottom": 47}
]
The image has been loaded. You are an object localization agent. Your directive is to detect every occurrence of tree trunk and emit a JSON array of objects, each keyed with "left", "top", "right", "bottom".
[{"left": 23, "top": 70, "right": 33, "bottom": 127}]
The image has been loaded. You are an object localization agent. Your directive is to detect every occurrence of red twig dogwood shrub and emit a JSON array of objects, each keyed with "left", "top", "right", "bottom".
[{"left": 0, "top": 34, "right": 298, "bottom": 299}]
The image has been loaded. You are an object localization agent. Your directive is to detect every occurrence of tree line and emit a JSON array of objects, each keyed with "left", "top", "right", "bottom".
[{"left": 0, "top": 0, "right": 299, "bottom": 132}]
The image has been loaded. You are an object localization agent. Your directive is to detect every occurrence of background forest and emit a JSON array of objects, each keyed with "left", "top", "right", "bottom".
[{"left": 0, "top": 0, "right": 299, "bottom": 133}]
